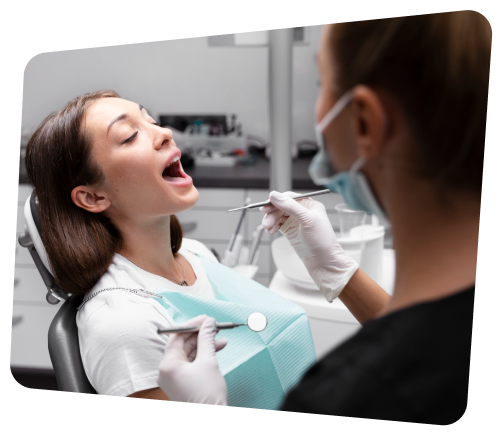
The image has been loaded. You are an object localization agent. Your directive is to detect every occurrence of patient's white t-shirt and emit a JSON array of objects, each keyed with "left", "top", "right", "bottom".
[{"left": 76, "top": 238, "right": 218, "bottom": 397}]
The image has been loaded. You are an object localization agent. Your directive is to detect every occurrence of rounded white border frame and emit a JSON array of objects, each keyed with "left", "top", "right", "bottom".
[{"left": 3, "top": 1, "right": 500, "bottom": 435}]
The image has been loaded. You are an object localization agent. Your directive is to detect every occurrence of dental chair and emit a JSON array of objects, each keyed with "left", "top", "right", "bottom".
[{"left": 18, "top": 193, "right": 96, "bottom": 394}]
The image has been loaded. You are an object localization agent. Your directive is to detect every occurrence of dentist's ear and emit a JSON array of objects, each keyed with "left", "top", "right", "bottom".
[
  {"left": 71, "top": 186, "right": 111, "bottom": 213},
  {"left": 351, "top": 85, "right": 389, "bottom": 160}
]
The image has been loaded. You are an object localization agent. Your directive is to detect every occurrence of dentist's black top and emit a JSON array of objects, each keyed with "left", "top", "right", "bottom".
[{"left": 281, "top": 287, "right": 474, "bottom": 425}]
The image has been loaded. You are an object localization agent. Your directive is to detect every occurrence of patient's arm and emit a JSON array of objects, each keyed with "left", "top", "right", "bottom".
[
  {"left": 338, "top": 268, "right": 391, "bottom": 324},
  {"left": 128, "top": 387, "right": 170, "bottom": 400}
]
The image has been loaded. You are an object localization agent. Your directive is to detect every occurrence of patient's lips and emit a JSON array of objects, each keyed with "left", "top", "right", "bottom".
[{"left": 162, "top": 154, "right": 192, "bottom": 187}]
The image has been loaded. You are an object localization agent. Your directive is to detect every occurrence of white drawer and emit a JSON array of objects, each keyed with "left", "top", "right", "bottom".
[
  {"left": 193, "top": 188, "right": 245, "bottom": 209},
  {"left": 18, "top": 185, "right": 33, "bottom": 205},
  {"left": 11, "top": 302, "right": 61, "bottom": 369},
  {"left": 177, "top": 209, "right": 247, "bottom": 242},
  {"left": 14, "top": 266, "right": 47, "bottom": 303}
]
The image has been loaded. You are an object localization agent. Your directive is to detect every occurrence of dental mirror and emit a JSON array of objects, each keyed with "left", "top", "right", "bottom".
[
  {"left": 157, "top": 312, "right": 268, "bottom": 335},
  {"left": 246, "top": 312, "right": 268, "bottom": 332}
]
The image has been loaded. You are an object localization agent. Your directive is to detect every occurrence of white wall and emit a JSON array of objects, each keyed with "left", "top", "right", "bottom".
[{"left": 22, "top": 26, "right": 322, "bottom": 145}]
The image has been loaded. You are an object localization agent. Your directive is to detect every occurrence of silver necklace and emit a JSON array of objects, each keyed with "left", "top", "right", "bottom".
[{"left": 122, "top": 254, "right": 188, "bottom": 286}]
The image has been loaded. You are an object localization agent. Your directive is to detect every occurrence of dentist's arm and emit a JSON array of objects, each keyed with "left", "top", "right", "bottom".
[
  {"left": 338, "top": 268, "right": 390, "bottom": 324},
  {"left": 262, "top": 191, "right": 390, "bottom": 324}
]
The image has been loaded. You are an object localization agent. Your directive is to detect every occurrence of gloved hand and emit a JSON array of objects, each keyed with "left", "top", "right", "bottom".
[
  {"left": 261, "top": 191, "right": 358, "bottom": 302},
  {"left": 157, "top": 315, "right": 229, "bottom": 405}
]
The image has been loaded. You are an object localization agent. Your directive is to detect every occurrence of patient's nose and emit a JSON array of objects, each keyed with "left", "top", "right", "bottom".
[{"left": 156, "top": 127, "right": 173, "bottom": 150}]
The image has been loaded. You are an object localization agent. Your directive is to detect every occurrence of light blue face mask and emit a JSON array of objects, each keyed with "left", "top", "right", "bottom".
[{"left": 308, "top": 90, "right": 389, "bottom": 226}]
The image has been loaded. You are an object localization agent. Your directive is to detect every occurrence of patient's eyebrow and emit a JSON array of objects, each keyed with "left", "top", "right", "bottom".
[
  {"left": 107, "top": 113, "right": 128, "bottom": 136},
  {"left": 107, "top": 105, "right": 145, "bottom": 136}
]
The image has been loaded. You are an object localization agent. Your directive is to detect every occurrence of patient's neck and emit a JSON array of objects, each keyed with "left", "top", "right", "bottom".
[{"left": 115, "top": 214, "right": 180, "bottom": 279}]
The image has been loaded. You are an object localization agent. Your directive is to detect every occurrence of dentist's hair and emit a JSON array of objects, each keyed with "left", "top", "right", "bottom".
[
  {"left": 328, "top": 11, "right": 491, "bottom": 197},
  {"left": 25, "top": 90, "right": 184, "bottom": 296}
]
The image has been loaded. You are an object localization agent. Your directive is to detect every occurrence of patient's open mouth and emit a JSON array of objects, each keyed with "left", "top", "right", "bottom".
[
  {"left": 161, "top": 155, "right": 193, "bottom": 187},
  {"left": 162, "top": 156, "right": 185, "bottom": 180}
]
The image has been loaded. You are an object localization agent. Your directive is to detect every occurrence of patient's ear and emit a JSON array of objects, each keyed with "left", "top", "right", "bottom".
[{"left": 71, "top": 185, "right": 111, "bottom": 213}]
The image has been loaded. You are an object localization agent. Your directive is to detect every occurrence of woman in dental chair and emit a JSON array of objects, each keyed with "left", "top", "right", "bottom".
[{"left": 25, "top": 91, "right": 315, "bottom": 406}]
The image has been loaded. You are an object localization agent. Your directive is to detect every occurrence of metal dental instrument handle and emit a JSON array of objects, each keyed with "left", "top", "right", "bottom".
[
  {"left": 229, "top": 197, "right": 251, "bottom": 251},
  {"left": 227, "top": 189, "right": 331, "bottom": 212},
  {"left": 158, "top": 322, "right": 246, "bottom": 335},
  {"left": 247, "top": 225, "right": 265, "bottom": 265}
]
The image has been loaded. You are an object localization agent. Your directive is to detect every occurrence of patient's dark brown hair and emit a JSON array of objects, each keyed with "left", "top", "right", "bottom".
[{"left": 25, "top": 90, "right": 183, "bottom": 296}]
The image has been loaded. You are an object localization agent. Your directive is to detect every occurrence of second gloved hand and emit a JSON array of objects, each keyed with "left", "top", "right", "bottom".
[
  {"left": 261, "top": 191, "right": 358, "bottom": 302},
  {"left": 157, "top": 315, "right": 229, "bottom": 406}
]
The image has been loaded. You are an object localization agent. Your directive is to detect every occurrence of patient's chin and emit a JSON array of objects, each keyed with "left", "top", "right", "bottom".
[{"left": 171, "top": 184, "right": 199, "bottom": 213}]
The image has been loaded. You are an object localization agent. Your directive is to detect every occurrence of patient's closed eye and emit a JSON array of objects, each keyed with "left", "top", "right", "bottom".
[{"left": 122, "top": 131, "right": 138, "bottom": 144}]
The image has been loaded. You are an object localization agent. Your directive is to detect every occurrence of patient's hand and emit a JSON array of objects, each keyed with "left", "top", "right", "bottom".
[{"left": 158, "top": 315, "right": 229, "bottom": 405}]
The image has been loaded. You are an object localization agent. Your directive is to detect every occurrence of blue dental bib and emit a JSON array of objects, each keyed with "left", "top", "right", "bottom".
[{"left": 154, "top": 255, "right": 316, "bottom": 410}]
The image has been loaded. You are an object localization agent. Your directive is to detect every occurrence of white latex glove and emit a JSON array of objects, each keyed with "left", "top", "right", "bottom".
[
  {"left": 261, "top": 191, "right": 358, "bottom": 302},
  {"left": 157, "top": 315, "right": 229, "bottom": 405}
]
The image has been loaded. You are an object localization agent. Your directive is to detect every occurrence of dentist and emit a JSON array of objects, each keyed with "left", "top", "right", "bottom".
[{"left": 157, "top": 12, "right": 490, "bottom": 424}]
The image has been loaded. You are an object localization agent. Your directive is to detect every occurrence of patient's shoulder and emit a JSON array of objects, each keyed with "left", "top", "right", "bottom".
[
  {"left": 76, "top": 264, "right": 173, "bottom": 333},
  {"left": 77, "top": 289, "right": 171, "bottom": 338}
]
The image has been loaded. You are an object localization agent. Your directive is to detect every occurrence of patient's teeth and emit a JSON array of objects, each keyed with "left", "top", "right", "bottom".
[{"left": 166, "top": 155, "right": 180, "bottom": 167}]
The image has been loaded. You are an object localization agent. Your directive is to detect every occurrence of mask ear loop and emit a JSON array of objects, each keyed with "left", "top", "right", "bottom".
[
  {"left": 316, "top": 90, "right": 353, "bottom": 133},
  {"left": 310, "top": 90, "right": 354, "bottom": 186}
]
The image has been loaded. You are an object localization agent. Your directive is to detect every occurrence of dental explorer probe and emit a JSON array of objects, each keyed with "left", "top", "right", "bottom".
[
  {"left": 227, "top": 189, "right": 331, "bottom": 212},
  {"left": 158, "top": 322, "right": 246, "bottom": 335}
]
